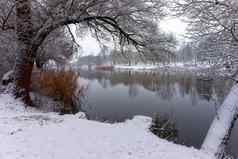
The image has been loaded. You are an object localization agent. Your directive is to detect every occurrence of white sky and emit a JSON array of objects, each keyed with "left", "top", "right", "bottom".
[
  {"left": 160, "top": 17, "right": 188, "bottom": 40},
  {"left": 73, "top": 18, "right": 188, "bottom": 56},
  {"left": 77, "top": 35, "right": 101, "bottom": 56}
]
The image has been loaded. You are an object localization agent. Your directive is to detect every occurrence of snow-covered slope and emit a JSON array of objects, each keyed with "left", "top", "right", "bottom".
[
  {"left": 202, "top": 84, "right": 238, "bottom": 155},
  {"left": 0, "top": 93, "right": 214, "bottom": 159}
]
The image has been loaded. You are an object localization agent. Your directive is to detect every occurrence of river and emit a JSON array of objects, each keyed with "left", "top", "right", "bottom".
[{"left": 78, "top": 69, "right": 237, "bottom": 157}]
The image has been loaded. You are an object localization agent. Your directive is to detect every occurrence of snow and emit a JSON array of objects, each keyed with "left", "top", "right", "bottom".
[
  {"left": 2, "top": 70, "right": 14, "bottom": 85},
  {"left": 114, "top": 63, "right": 211, "bottom": 71},
  {"left": 0, "top": 93, "right": 214, "bottom": 159},
  {"left": 202, "top": 84, "right": 238, "bottom": 155},
  {"left": 2, "top": 70, "right": 14, "bottom": 81},
  {"left": 115, "top": 64, "right": 158, "bottom": 70}
]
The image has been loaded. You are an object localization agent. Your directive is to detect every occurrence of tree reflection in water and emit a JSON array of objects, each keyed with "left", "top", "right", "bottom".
[
  {"left": 78, "top": 69, "right": 238, "bottom": 157},
  {"left": 79, "top": 69, "right": 233, "bottom": 104}
]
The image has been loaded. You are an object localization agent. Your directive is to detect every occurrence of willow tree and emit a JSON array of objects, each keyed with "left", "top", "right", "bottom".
[{"left": 6, "top": 0, "right": 169, "bottom": 105}]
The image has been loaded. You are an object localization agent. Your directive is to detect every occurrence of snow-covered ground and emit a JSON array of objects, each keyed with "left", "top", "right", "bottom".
[
  {"left": 0, "top": 93, "right": 214, "bottom": 159},
  {"left": 115, "top": 63, "right": 211, "bottom": 71}
]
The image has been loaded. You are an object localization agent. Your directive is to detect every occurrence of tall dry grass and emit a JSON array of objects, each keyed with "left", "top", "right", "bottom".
[{"left": 32, "top": 69, "right": 80, "bottom": 113}]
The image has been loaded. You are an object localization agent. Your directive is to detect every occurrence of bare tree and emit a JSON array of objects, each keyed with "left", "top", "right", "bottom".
[
  {"left": 14, "top": 0, "right": 34, "bottom": 104},
  {"left": 174, "top": 1, "right": 238, "bottom": 156},
  {"left": 0, "top": 0, "right": 172, "bottom": 105},
  {"left": 0, "top": 1, "right": 76, "bottom": 76},
  {"left": 174, "top": 0, "right": 238, "bottom": 74}
]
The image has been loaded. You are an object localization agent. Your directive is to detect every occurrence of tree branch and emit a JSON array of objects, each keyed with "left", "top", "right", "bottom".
[{"left": 31, "top": 15, "right": 143, "bottom": 58}]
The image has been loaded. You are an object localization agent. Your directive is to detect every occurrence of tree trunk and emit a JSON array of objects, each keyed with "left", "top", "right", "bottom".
[{"left": 14, "top": 0, "right": 34, "bottom": 105}]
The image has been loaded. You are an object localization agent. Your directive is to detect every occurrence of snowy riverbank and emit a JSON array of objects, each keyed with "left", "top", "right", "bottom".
[
  {"left": 114, "top": 63, "right": 211, "bottom": 71},
  {"left": 0, "top": 93, "right": 214, "bottom": 159}
]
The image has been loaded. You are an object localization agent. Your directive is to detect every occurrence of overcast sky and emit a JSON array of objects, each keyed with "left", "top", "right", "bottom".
[
  {"left": 73, "top": 18, "right": 188, "bottom": 56},
  {"left": 160, "top": 17, "right": 188, "bottom": 39}
]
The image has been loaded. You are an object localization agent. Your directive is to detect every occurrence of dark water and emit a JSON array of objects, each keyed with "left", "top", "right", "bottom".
[{"left": 79, "top": 69, "right": 238, "bottom": 157}]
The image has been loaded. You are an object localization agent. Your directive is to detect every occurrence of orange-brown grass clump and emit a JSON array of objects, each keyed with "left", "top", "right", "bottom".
[{"left": 32, "top": 69, "right": 79, "bottom": 114}]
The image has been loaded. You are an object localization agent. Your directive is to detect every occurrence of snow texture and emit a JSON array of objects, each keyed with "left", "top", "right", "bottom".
[
  {"left": 202, "top": 84, "right": 238, "bottom": 155},
  {"left": 2, "top": 70, "right": 14, "bottom": 81},
  {"left": 2, "top": 70, "right": 14, "bottom": 86},
  {"left": 114, "top": 63, "right": 211, "bottom": 71},
  {"left": 0, "top": 93, "right": 214, "bottom": 159}
]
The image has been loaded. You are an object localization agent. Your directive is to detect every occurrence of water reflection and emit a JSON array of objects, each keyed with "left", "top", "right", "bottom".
[
  {"left": 80, "top": 70, "right": 232, "bottom": 105},
  {"left": 78, "top": 69, "right": 237, "bottom": 157}
]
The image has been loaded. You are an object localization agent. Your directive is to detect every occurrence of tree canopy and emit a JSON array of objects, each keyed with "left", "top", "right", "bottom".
[
  {"left": 174, "top": 0, "right": 238, "bottom": 72},
  {"left": 0, "top": 0, "right": 177, "bottom": 104}
]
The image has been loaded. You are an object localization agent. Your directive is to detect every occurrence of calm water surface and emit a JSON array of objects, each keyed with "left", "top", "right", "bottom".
[{"left": 79, "top": 69, "right": 238, "bottom": 157}]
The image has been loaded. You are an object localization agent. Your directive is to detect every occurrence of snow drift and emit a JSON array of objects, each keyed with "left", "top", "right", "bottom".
[{"left": 0, "top": 93, "right": 214, "bottom": 159}]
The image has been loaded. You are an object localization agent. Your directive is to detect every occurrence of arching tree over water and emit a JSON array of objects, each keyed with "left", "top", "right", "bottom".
[{"left": 1, "top": 0, "right": 174, "bottom": 105}]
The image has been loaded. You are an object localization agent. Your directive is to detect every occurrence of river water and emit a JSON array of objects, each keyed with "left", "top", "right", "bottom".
[{"left": 78, "top": 69, "right": 238, "bottom": 157}]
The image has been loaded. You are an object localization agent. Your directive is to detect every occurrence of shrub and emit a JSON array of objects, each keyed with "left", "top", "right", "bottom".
[
  {"left": 32, "top": 69, "right": 80, "bottom": 114},
  {"left": 150, "top": 114, "right": 178, "bottom": 142}
]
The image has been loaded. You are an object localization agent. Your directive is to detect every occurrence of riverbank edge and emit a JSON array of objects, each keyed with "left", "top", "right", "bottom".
[{"left": 0, "top": 93, "right": 214, "bottom": 159}]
